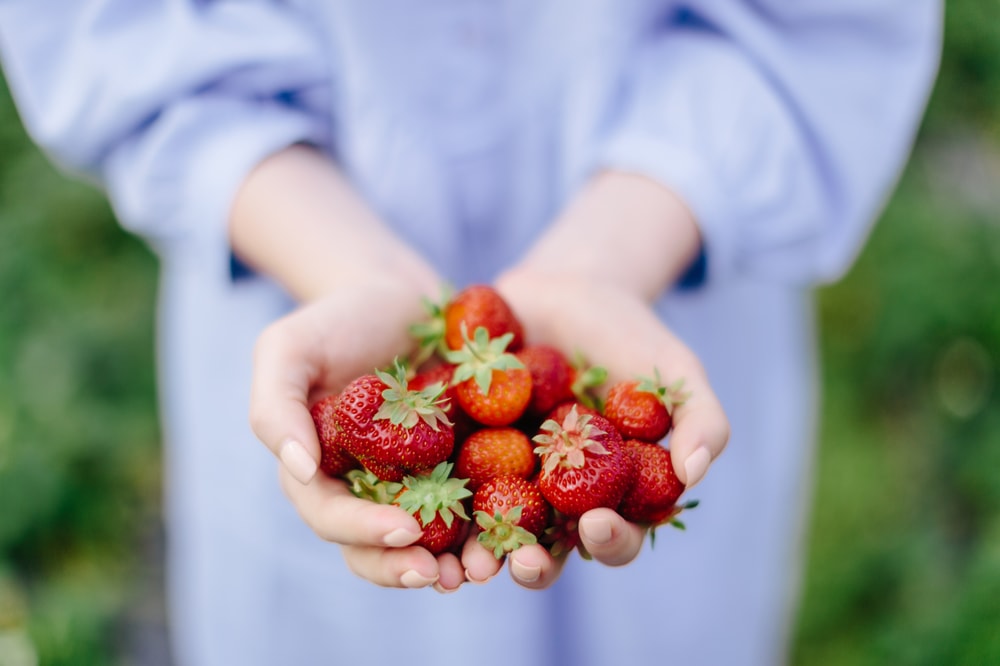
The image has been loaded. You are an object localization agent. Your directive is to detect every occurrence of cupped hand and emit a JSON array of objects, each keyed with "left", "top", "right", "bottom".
[
  {"left": 491, "top": 268, "right": 731, "bottom": 587},
  {"left": 248, "top": 278, "right": 469, "bottom": 591}
]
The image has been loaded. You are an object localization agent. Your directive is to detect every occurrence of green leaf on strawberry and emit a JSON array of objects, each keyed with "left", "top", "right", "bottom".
[
  {"left": 445, "top": 324, "right": 525, "bottom": 396},
  {"left": 395, "top": 462, "right": 472, "bottom": 529},
  {"left": 373, "top": 358, "right": 453, "bottom": 431}
]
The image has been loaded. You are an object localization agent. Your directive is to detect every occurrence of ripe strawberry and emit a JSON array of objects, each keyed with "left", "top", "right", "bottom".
[
  {"left": 603, "top": 369, "right": 690, "bottom": 442},
  {"left": 335, "top": 360, "right": 454, "bottom": 481},
  {"left": 542, "top": 509, "right": 585, "bottom": 559},
  {"left": 309, "top": 393, "right": 359, "bottom": 477},
  {"left": 444, "top": 284, "right": 525, "bottom": 352},
  {"left": 516, "top": 345, "right": 575, "bottom": 421},
  {"left": 409, "top": 362, "right": 477, "bottom": 443},
  {"left": 617, "top": 440, "right": 686, "bottom": 525},
  {"left": 446, "top": 326, "right": 532, "bottom": 426},
  {"left": 394, "top": 462, "right": 472, "bottom": 555},
  {"left": 454, "top": 427, "right": 536, "bottom": 491},
  {"left": 543, "top": 400, "right": 601, "bottom": 427},
  {"left": 533, "top": 406, "right": 633, "bottom": 518},
  {"left": 473, "top": 475, "right": 551, "bottom": 559}
]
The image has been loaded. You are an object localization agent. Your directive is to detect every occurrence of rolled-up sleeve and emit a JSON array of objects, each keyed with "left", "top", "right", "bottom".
[
  {"left": 594, "top": 0, "right": 942, "bottom": 285},
  {"left": 0, "top": 0, "right": 332, "bottom": 262}
]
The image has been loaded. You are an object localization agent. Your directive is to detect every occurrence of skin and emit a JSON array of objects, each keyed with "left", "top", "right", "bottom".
[{"left": 234, "top": 144, "right": 730, "bottom": 591}]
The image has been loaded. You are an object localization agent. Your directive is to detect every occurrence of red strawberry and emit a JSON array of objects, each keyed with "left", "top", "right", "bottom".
[
  {"left": 603, "top": 370, "right": 690, "bottom": 442},
  {"left": 617, "top": 440, "right": 686, "bottom": 525},
  {"left": 454, "top": 427, "right": 536, "bottom": 491},
  {"left": 544, "top": 400, "right": 601, "bottom": 427},
  {"left": 533, "top": 406, "right": 633, "bottom": 518},
  {"left": 409, "top": 362, "right": 477, "bottom": 443},
  {"left": 335, "top": 360, "right": 454, "bottom": 481},
  {"left": 473, "top": 475, "right": 551, "bottom": 559},
  {"left": 309, "top": 394, "right": 359, "bottom": 477},
  {"left": 394, "top": 462, "right": 473, "bottom": 555},
  {"left": 444, "top": 284, "right": 525, "bottom": 352},
  {"left": 516, "top": 345, "right": 576, "bottom": 421},
  {"left": 542, "top": 509, "right": 585, "bottom": 559},
  {"left": 446, "top": 326, "right": 532, "bottom": 426}
]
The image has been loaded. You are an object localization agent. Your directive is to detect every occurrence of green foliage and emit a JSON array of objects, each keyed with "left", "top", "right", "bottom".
[{"left": 0, "top": 76, "right": 160, "bottom": 664}]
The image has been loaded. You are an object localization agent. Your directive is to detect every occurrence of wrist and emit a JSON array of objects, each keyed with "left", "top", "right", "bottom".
[
  {"left": 512, "top": 170, "right": 702, "bottom": 302},
  {"left": 229, "top": 144, "right": 439, "bottom": 302}
]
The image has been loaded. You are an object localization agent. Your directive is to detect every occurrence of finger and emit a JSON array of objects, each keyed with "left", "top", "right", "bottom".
[
  {"left": 278, "top": 467, "right": 423, "bottom": 547},
  {"left": 577, "top": 508, "right": 646, "bottom": 566},
  {"left": 340, "top": 543, "right": 441, "bottom": 589},
  {"left": 669, "top": 386, "right": 730, "bottom": 489},
  {"left": 508, "top": 543, "right": 565, "bottom": 589},
  {"left": 434, "top": 552, "right": 467, "bottom": 593},
  {"left": 250, "top": 316, "right": 325, "bottom": 484},
  {"left": 460, "top": 535, "right": 505, "bottom": 584}
]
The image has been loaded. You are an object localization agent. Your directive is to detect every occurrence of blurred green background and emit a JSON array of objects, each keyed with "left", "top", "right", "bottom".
[{"left": 1, "top": 3, "right": 999, "bottom": 665}]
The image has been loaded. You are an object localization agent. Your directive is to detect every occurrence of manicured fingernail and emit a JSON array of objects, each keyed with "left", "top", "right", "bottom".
[
  {"left": 684, "top": 446, "right": 712, "bottom": 489},
  {"left": 280, "top": 440, "right": 317, "bottom": 485},
  {"left": 580, "top": 516, "right": 612, "bottom": 545},
  {"left": 464, "top": 569, "right": 495, "bottom": 585},
  {"left": 383, "top": 528, "right": 421, "bottom": 548},
  {"left": 401, "top": 570, "right": 438, "bottom": 588},
  {"left": 510, "top": 559, "right": 540, "bottom": 584},
  {"left": 434, "top": 582, "right": 460, "bottom": 594}
]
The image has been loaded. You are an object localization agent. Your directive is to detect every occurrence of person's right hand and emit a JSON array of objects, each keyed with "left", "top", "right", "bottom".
[{"left": 248, "top": 278, "right": 472, "bottom": 592}]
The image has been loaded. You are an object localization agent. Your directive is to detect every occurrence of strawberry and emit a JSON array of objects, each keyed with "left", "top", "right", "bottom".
[
  {"left": 409, "top": 362, "right": 477, "bottom": 443},
  {"left": 444, "top": 284, "right": 525, "bottom": 352},
  {"left": 543, "top": 400, "right": 601, "bottom": 428},
  {"left": 454, "top": 427, "right": 536, "bottom": 491},
  {"left": 309, "top": 394, "right": 359, "bottom": 477},
  {"left": 533, "top": 405, "right": 633, "bottom": 518},
  {"left": 473, "top": 475, "right": 551, "bottom": 559},
  {"left": 446, "top": 326, "right": 532, "bottom": 427},
  {"left": 617, "top": 440, "right": 686, "bottom": 525},
  {"left": 542, "top": 509, "right": 585, "bottom": 559},
  {"left": 394, "top": 462, "right": 473, "bottom": 555},
  {"left": 603, "top": 369, "right": 690, "bottom": 442},
  {"left": 516, "top": 345, "right": 576, "bottom": 421},
  {"left": 335, "top": 360, "right": 454, "bottom": 481}
]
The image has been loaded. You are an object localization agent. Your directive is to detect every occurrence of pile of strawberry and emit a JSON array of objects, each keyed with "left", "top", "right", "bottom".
[{"left": 310, "top": 285, "right": 698, "bottom": 560}]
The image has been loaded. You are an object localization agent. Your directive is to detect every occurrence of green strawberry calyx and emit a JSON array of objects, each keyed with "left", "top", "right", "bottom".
[
  {"left": 395, "top": 462, "right": 472, "bottom": 529},
  {"left": 532, "top": 405, "right": 609, "bottom": 474},
  {"left": 374, "top": 358, "right": 453, "bottom": 431},
  {"left": 570, "top": 350, "right": 608, "bottom": 411},
  {"left": 345, "top": 469, "right": 403, "bottom": 505},
  {"left": 636, "top": 368, "right": 692, "bottom": 416},
  {"left": 444, "top": 324, "right": 525, "bottom": 396},
  {"left": 407, "top": 284, "right": 454, "bottom": 367},
  {"left": 475, "top": 505, "right": 538, "bottom": 559}
]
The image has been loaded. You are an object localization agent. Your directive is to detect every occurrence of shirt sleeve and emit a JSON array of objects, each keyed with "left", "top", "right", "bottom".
[
  {"left": 592, "top": 0, "right": 942, "bottom": 286},
  {"left": 0, "top": 0, "right": 333, "bottom": 265}
]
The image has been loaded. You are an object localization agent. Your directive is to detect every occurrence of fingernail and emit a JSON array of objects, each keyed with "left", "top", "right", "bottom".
[
  {"left": 401, "top": 570, "right": 438, "bottom": 588},
  {"left": 383, "top": 527, "right": 421, "bottom": 548},
  {"left": 464, "top": 569, "right": 495, "bottom": 585},
  {"left": 433, "top": 582, "right": 460, "bottom": 594},
  {"left": 280, "top": 440, "right": 317, "bottom": 485},
  {"left": 510, "top": 559, "right": 540, "bottom": 584},
  {"left": 684, "top": 446, "right": 712, "bottom": 489},
  {"left": 580, "top": 516, "right": 613, "bottom": 545}
]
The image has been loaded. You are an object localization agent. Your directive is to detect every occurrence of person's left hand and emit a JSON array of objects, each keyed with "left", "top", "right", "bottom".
[{"left": 454, "top": 268, "right": 730, "bottom": 588}]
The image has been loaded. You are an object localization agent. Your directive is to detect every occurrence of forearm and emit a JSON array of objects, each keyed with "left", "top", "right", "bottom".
[
  {"left": 510, "top": 170, "right": 702, "bottom": 302},
  {"left": 229, "top": 144, "right": 440, "bottom": 302}
]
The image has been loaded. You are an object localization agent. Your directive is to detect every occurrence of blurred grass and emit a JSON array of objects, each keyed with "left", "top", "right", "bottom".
[
  {"left": 1, "top": 2, "right": 999, "bottom": 664},
  {"left": 0, "top": 75, "right": 161, "bottom": 665}
]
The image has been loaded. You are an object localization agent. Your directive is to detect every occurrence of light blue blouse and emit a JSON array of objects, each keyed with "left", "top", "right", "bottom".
[{"left": 0, "top": 3, "right": 941, "bottom": 666}]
